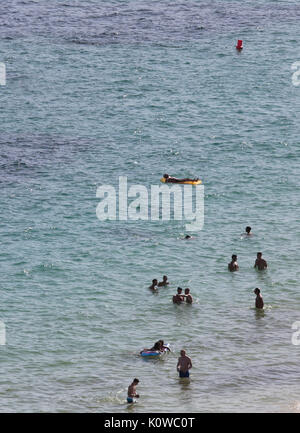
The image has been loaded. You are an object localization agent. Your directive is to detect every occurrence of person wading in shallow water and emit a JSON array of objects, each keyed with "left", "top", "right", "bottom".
[
  {"left": 173, "top": 287, "right": 185, "bottom": 304},
  {"left": 254, "top": 288, "right": 264, "bottom": 309},
  {"left": 228, "top": 254, "right": 239, "bottom": 272},
  {"left": 127, "top": 378, "right": 139, "bottom": 403},
  {"left": 158, "top": 275, "right": 169, "bottom": 287},
  {"left": 254, "top": 252, "right": 268, "bottom": 270},
  {"left": 177, "top": 350, "right": 192, "bottom": 378},
  {"left": 184, "top": 288, "right": 193, "bottom": 304}
]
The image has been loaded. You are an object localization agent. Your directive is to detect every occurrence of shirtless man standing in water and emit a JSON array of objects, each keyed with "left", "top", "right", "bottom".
[
  {"left": 254, "top": 288, "right": 264, "bottom": 309},
  {"left": 177, "top": 350, "right": 192, "bottom": 378},
  {"left": 228, "top": 254, "right": 239, "bottom": 272},
  {"left": 127, "top": 378, "right": 140, "bottom": 403},
  {"left": 158, "top": 275, "right": 169, "bottom": 287},
  {"left": 173, "top": 287, "right": 185, "bottom": 304},
  {"left": 254, "top": 252, "right": 268, "bottom": 270}
]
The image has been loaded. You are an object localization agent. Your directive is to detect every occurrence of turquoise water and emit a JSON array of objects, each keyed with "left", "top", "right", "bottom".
[{"left": 1, "top": 0, "right": 300, "bottom": 412}]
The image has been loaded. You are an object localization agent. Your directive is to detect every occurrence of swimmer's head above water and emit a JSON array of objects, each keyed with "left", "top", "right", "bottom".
[{"left": 158, "top": 339, "right": 164, "bottom": 348}]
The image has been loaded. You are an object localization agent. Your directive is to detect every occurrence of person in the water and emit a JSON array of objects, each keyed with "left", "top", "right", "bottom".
[
  {"left": 140, "top": 341, "right": 161, "bottom": 354},
  {"left": 127, "top": 378, "right": 139, "bottom": 403},
  {"left": 184, "top": 288, "right": 193, "bottom": 304},
  {"left": 177, "top": 350, "right": 192, "bottom": 378},
  {"left": 254, "top": 252, "right": 268, "bottom": 270},
  {"left": 163, "top": 173, "right": 199, "bottom": 183},
  {"left": 150, "top": 341, "right": 162, "bottom": 351},
  {"left": 158, "top": 340, "right": 171, "bottom": 351},
  {"left": 149, "top": 279, "right": 158, "bottom": 291},
  {"left": 158, "top": 275, "right": 169, "bottom": 287},
  {"left": 245, "top": 226, "right": 252, "bottom": 236},
  {"left": 228, "top": 254, "right": 239, "bottom": 272},
  {"left": 173, "top": 287, "right": 185, "bottom": 304},
  {"left": 254, "top": 288, "right": 264, "bottom": 309},
  {"left": 144, "top": 340, "right": 169, "bottom": 353}
]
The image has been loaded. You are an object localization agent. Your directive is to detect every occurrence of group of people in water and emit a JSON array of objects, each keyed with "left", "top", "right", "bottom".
[
  {"left": 128, "top": 223, "right": 268, "bottom": 403},
  {"left": 150, "top": 227, "right": 267, "bottom": 308},
  {"left": 226, "top": 227, "right": 268, "bottom": 309},
  {"left": 128, "top": 349, "right": 193, "bottom": 402},
  {"left": 228, "top": 251, "right": 268, "bottom": 273},
  {"left": 149, "top": 276, "right": 193, "bottom": 304},
  {"left": 149, "top": 275, "right": 169, "bottom": 291},
  {"left": 173, "top": 287, "right": 193, "bottom": 304}
]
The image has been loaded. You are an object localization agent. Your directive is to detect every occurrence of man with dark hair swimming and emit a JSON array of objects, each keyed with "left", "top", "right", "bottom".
[
  {"left": 163, "top": 174, "right": 199, "bottom": 183},
  {"left": 245, "top": 226, "right": 252, "bottom": 235}
]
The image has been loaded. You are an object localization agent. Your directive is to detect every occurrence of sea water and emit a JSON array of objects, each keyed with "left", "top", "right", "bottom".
[{"left": 0, "top": 0, "right": 300, "bottom": 413}]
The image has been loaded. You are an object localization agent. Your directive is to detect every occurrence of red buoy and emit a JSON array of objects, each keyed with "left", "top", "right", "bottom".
[{"left": 236, "top": 40, "right": 243, "bottom": 50}]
